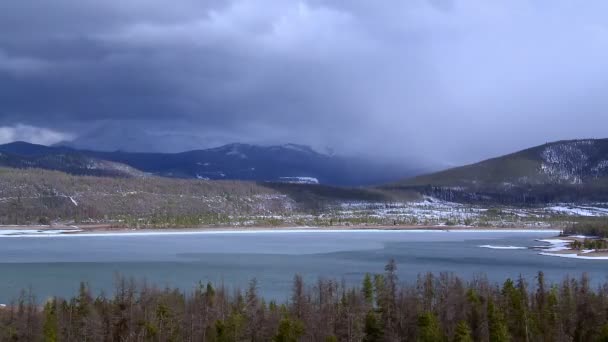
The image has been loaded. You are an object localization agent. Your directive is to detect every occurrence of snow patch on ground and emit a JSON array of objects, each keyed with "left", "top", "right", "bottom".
[
  {"left": 337, "top": 197, "right": 493, "bottom": 226},
  {"left": 547, "top": 205, "right": 608, "bottom": 217},
  {"left": 592, "top": 160, "right": 608, "bottom": 175},
  {"left": 279, "top": 177, "right": 319, "bottom": 184}
]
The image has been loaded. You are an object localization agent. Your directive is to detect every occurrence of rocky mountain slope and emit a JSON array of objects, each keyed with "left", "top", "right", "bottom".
[{"left": 0, "top": 142, "right": 415, "bottom": 186}]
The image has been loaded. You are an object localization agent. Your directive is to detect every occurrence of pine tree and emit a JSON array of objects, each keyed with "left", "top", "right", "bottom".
[
  {"left": 362, "top": 273, "right": 374, "bottom": 306},
  {"left": 224, "top": 312, "right": 245, "bottom": 342},
  {"left": 453, "top": 320, "right": 473, "bottom": 342},
  {"left": 373, "top": 274, "right": 385, "bottom": 309},
  {"left": 363, "top": 311, "right": 383, "bottom": 342},
  {"left": 42, "top": 299, "right": 58, "bottom": 342},
  {"left": 466, "top": 288, "right": 482, "bottom": 340},
  {"left": 488, "top": 300, "right": 510, "bottom": 342},
  {"left": 214, "top": 319, "right": 229, "bottom": 342},
  {"left": 382, "top": 260, "right": 398, "bottom": 338},
  {"left": 544, "top": 285, "right": 559, "bottom": 342},
  {"left": 502, "top": 278, "right": 529, "bottom": 341},
  {"left": 417, "top": 312, "right": 443, "bottom": 342},
  {"left": 74, "top": 282, "right": 92, "bottom": 339},
  {"left": 292, "top": 274, "right": 305, "bottom": 320},
  {"left": 273, "top": 317, "right": 304, "bottom": 342}
]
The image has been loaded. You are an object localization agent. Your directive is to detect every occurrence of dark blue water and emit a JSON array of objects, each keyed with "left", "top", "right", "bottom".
[{"left": 0, "top": 230, "right": 605, "bottom": 303}]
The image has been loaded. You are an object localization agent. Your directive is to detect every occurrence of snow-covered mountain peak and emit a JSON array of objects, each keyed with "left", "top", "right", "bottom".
[{"left": 280, "top": 143, "right": 318, "bottom": 154}]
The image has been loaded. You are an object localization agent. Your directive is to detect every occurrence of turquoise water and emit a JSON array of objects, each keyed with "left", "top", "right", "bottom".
[{"left": 0, "top": 230, "right": 605, "bottom": 303}]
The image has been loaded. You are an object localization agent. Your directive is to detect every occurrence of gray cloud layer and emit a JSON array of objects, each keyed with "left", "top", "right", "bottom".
[{"left": 1, "top": 0, "right": 608, "bottom": 164}]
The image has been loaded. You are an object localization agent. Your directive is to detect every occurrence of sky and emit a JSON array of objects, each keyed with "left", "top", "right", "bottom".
[{"left": 1, "top": 0, "right": 607, "bottom": 165}]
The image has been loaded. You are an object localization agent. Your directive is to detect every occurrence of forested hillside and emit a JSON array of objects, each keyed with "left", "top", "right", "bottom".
[
  {"left": 0, "top": 167, "right": 404, "bottom": 226},
  {"left": 0, "top": 168, "right": 291, "bottom": 226}
]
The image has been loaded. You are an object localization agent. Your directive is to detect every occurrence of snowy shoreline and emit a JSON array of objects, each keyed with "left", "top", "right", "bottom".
[
  {"left": 476, "top": 236, "right": 608, "bottom": 260},
  {"left": 535, "top": 237, "right": 608, "bottom": 260}
]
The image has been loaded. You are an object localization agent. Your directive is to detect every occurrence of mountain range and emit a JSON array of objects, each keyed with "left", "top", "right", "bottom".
[
  {"left": 0, "top": 141, "right": 418, "bottom": 186},
  {"left": 2, "top": 138, "right": 608, "bottom": 204}
]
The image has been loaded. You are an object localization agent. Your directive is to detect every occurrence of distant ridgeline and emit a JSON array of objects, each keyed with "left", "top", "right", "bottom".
[
  {"left": 390, "top": 139, "right": 608, "bottom": 204},
  {"left": 0, "top": 141, "right": 414, "bottom": 187}
]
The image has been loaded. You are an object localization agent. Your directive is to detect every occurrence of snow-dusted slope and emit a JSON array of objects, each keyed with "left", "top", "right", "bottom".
[
  {"left": 538, "top": 140, "right": 608, "bottom": 184},
  {"left": 396, "top": 139, "right": 608, "bottom": 203}
]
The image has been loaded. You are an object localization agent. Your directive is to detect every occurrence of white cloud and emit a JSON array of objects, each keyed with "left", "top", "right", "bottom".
[{"left": 0, "top": 124, "right": 74, "bottom": 146}]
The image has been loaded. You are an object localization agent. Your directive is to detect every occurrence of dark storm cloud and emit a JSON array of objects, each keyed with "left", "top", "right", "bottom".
[{"left": 1, "top": 0, "right": 608, "bottom": 163}]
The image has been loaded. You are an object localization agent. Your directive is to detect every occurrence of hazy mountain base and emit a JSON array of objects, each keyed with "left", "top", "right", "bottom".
[
  {"left": 0, "top": 141, "right": 419, "bottom": 186},
  {"left": 0, "top": 167, "right": 606, "bottom": 229}
]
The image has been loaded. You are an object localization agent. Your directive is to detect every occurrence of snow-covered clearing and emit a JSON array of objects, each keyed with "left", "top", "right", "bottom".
[
  {"left": 546, "top": 205, "right": 608, "bottom": 217},
  {"left": 332, "top": 197, "right": 608, "bottom": 227}
]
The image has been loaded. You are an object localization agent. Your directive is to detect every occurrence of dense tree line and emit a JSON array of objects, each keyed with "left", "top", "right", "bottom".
[
  {"left": 564, "top": 219, "right": 608, "bottom": 238},
  {"left": 2, "top": 261, "right": 608, "bottom": 341},
  {"left": 569, "top": 238, "right": 608, "bottom": 251}
]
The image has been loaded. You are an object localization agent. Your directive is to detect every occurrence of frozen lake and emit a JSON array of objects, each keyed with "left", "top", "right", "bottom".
[{"left": 1, "top": 229, "right": 606, "bottom": 303}]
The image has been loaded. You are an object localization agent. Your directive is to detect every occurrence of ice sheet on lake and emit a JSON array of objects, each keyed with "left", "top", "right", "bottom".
[
  {"left": 0, "top": 229, "right": 82, "bottom": 237},
  {"left": 479, "top": 245, "right": 528, "bottom": 250},
  {"left": 539, "top": 252, "right": 608, "bottom": 260},
  {"left": 536, "top": 239, "right": 571, "bottom": 252}
]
